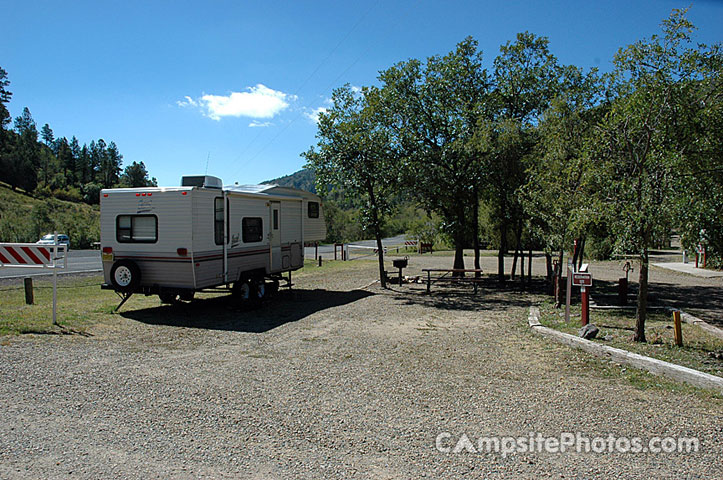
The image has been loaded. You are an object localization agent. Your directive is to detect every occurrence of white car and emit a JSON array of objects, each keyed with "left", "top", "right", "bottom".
[{"left": 37, "top": 234, "right": 70, "bottom": 250}]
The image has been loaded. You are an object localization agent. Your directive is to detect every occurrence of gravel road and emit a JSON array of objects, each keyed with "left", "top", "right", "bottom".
[{"left": 0, "top": 255, "right": 721, "bottom": 479}]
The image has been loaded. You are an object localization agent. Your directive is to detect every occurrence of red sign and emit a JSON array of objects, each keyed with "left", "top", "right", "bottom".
[{"left": 572, "top": 272, "right": 592, "bottom": 287}]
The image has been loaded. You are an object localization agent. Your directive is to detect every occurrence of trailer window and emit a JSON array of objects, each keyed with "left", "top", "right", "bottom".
[
  {"left": 273, "top": 209, "right": 279, "bottom": 230},
  {"left": 308, "top": 201, "right": 319, "bottom": 218},
  {"left": 116, "top": 215, "right": 157, "bottom": 243},
  {"left": 242, "top": 217, "right": 263, "bottom": 243},
  {"left": 214, "top": 197, "right": 224, "bottom": 245}
]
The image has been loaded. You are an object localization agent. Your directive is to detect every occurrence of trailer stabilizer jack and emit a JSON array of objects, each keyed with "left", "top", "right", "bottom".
[{"left": 114, "top": 292, "right": 133, "bottom": 312}]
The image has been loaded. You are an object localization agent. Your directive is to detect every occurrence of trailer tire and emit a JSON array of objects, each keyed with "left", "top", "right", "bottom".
[
  {"left": 179, "top": 291, "right": 195, "bottom": 302},
  {"left": 233, "top": 279, "right": 252, "bottom": 302},
  {"left": 255, "top": 280, "right": 266, "bottom": 301},
  {"left": 110, "top": 260, "right": 141, "bottom": 293},
  {"left": 159, "top": 291, "right": 178, "bottom": 304}
]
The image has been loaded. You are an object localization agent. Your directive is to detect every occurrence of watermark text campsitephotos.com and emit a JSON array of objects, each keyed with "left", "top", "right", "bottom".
[{"left": 435, "top": 432, "right": 699, "bottom": 457}]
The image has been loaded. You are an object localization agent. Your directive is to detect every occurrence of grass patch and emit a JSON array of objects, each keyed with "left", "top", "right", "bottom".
[
  {"left": 1, "top": 259, "right": 377, "bottom": 336},
  {"left": 0, "top": 275, "right": 135, "bottom": 336},
  {"left": 538, "top": 299, "right": 723, "bottom": 377}
]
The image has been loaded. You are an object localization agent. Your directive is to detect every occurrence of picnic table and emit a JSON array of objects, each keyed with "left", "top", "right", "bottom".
[{"left": 422, "top": 268, "right": 484, "bottom": 294}]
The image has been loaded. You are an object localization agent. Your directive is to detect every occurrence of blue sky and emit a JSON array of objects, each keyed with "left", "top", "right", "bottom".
[{"left": 2, "top": 1, "right": 722, "bottom": 186}]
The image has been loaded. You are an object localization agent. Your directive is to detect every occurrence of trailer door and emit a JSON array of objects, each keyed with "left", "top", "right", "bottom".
[{"left": 270, "top": 201, "right": 281, "bottom": 271}]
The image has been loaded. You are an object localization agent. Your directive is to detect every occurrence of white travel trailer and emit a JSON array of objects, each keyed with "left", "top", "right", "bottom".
[{"left": 100, "top": 175, "right": 326, "bottom": 305}]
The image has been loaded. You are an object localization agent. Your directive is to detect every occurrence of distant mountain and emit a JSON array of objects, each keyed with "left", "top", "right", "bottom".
[{"left": 262, "top": 168, "right": 316, "bottom": 193}]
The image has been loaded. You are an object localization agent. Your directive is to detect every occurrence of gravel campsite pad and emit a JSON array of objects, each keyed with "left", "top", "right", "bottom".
[{"left": 0, "top": 255, "right": 721, "bottom": 479}]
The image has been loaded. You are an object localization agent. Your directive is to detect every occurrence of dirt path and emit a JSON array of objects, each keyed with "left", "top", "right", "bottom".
[{"left": 0, "top": 256, "right": 720, "bottom": 479}]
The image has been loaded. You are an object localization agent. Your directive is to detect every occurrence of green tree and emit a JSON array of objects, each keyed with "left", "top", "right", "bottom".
[
  {"left": 0, "top": 67, "right": 13, "bottom": 188},
  {"left": 120, "top": 161, "right": 157, "bottom": 187},
  {"left": 486, "top": 32, "right": 561, "bottom": 282},
  {"left": 100, "top": 140, "right": 122, "bottom": 187},
  {"left": 586, "top": 9, "right": 720, "bottom": 342},
  {"left": 378, "top": 37, "right": 489, "bottom": 272},
  {"left": 304, "top": 84, "right": 399, "bottom": 287},
  {"left": 522, "top": 66, "right": 604, "bottom": 299},
  {"left": 0, "top": 67, "right": 11, "bottom": 131},
  {"left": 12, "top": 107, "right": 39, "bottom": 192}
]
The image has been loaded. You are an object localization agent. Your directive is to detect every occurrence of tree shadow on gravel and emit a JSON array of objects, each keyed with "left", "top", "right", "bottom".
[
  {"left": 592, "top": 280, "right": 723, "bottom": 328},
  {"left": 386, "top": 277, "right": 549, "bottom": 312},
  {"left": 120, "top": 288, "right": 374, "bottom": 333}
]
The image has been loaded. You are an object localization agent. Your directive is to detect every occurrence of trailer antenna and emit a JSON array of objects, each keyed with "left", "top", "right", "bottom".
[{"left": 204, "top": 152, "right": 210, "bottom": 174}]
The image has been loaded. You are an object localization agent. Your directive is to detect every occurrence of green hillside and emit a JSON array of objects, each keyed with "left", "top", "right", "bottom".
[
  {"left": 262, "top": 168, "right": 316, "bottom": 193},
  {"left": 0, "top": 183, "right": 100, "bottom": 248}
]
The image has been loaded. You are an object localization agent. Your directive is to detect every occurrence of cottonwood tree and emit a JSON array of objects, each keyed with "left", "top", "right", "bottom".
[
  {"left": 304, "top": 85, "right": 399, "bottom": 288},
  {"left": 378, "top": 37, "right": 489, "bottom": 272},
  {"left": 486, "top": 32, "right": 561, "bottom": 282},
  {"left": 522, "top": 66, "right": 604, "bottom": 302},
  {"left": 587, "top": 9, "right": 720, "bottom": 342}
]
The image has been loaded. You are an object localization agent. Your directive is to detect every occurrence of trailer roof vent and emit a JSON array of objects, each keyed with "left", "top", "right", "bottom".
[{"left": 181, "top": 175, "right": 223, "bottom": 189}]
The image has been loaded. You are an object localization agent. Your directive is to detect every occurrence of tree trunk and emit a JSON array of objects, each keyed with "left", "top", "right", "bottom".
[
  {"left": 453, "top": 241, "right": 465, "bottom": 273},
  {"left": 527, "top": 245, "right": 533, "bottom": 287},
  {"left": 545, "top": 253, "right": 553, "bottom": 282},
  {"left": 577, "top": 237, "right": 586, "bottom": 271},
  {"left": 498, "top": 222, "right": 507, "bottom": 284},
  {"left": 634, "top": 247, "right": 649, "bottom": 342},
  {"left": 511, "top": 223, "right": 522, "bottom": 280},
  {"left": 571, "top": 237, "right": 580, "bottom": 268},
  {"left": 375, "top": 230, "right": 386, "bottom": 289},
  {"left": 367, "top": 184, "right": 386, "bottom": 289},
  {"left": 520, "top": 247, "right": 525, "bottom": 282},
  {"left": 554, "top": 249, "right": 564, "bottom": 307}
]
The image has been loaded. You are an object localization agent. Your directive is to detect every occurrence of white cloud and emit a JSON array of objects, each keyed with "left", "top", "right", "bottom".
[
  {"left": 176, "top": 96, "right": 198, "bottom": 108},
  {"left": 178, "top": 84, "right": 294, "bottom": 121},
  {"left": 304, "top": 106, "right": 328, "bottom": 124},
  {"left": 249, "top": 120, "right": 272, "bottom": 128}
]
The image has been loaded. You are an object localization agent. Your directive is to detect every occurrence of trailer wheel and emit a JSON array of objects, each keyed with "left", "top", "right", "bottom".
[
  {"left": 179, "top": 291, "right": 195, "bottom": 302},
  {"left": 255, "top": 280, "right": 266, "bottom": 300},
  {"left": 159, "top": 291, "right": 178, "bottom": 304},
  {"left": 110, "top": 260, "right": 141, "bottom": 293},
  {"left": 233, "top": 280, "right": 252, "bottom": 302}
]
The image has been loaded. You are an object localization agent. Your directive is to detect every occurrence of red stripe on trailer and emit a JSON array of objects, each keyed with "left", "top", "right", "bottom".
[
  {"left": 0, "top": 250, "right": 10, "bottom": 264},
  {"left": 37, "top": 247, "right": 51, "bottom": 261},
  {"left": 20, "top": 247, "right": 43, "bottom": 265},
  {"left": 5, "top": 246, "right": 27, "bottom": 264}
]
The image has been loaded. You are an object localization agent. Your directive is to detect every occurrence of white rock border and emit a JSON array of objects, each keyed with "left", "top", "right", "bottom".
[{"left": 528, "top": 306, "right": 723, "bottom": 394}]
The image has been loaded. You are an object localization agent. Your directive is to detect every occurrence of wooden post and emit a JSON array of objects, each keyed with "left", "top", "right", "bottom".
[
  {"left": 673, "top": 310, "right": 683, "bottom": 347},
  {"left": 318, "top": 256, "right": 322, "bottom": 267},
  {"left": 24, "top": 277, "right": 34, "bottom": 305}
]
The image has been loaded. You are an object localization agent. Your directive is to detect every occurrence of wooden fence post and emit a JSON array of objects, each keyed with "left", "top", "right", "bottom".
[
  {"left": 24, "top": 277, "right": 34, "bottom": 305},
  {"left": 673, "top": 310, "right": 683, "bottom": 347}
]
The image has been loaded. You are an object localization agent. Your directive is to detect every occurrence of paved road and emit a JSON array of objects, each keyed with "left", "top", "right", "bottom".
[
  {"left": 303, "top": 234, "right": 408, "bottom": 259},
  {"left": 0, "top": 236, "right": 409, "bottom": 279}
]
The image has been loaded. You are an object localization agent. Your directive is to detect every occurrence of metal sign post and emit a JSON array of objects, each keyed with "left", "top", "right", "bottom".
[
  {"left": 52, "top": 232, "right": 58, "bottom": 325},
  {"left": 565, "top": 259, "right": 573, "bottom": 324},
  {"left": 572, "top": 270, "right": 593, "bottom": 327}
]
